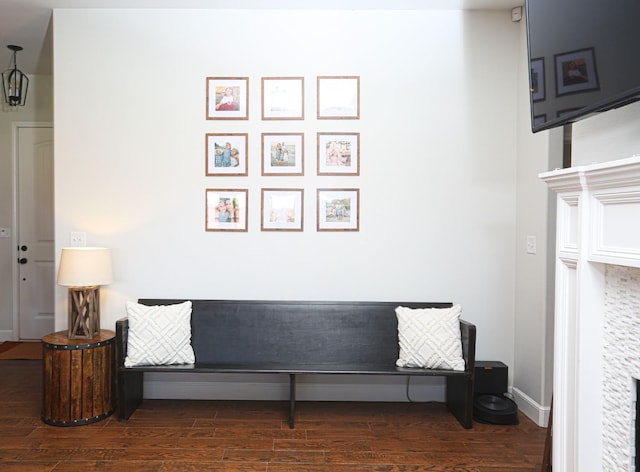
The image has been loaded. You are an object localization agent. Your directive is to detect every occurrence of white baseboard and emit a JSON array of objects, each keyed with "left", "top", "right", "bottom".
[
  {"left": 0, "top": 331, "right": 15, "bottom": 342},
  {"left": 143, "top": 373, "right": 446, "bottom": 403},
  {"left": 511, "top": 386, "right": 550, "bottom": 427}
]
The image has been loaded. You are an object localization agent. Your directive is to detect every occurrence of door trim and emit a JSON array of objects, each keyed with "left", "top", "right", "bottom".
[{"left": 11, "top": 121, "right": 54, "bottom": 341}]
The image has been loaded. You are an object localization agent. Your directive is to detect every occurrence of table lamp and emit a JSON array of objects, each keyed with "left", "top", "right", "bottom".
[{"left": 57, "top": 247, "right": 113, "bottom": 339}]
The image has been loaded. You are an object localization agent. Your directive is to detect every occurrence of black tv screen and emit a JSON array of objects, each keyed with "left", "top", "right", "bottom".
[{"left": 526, "top": 0, "right": 640, "bottom": 132}]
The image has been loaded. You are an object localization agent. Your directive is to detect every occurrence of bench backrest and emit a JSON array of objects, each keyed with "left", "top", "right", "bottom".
[{"left": 137, "top": 299, "right": 455, "bottom": 366}]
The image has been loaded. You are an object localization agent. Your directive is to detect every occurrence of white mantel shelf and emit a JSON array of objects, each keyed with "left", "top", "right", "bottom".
[
  {"left": 542, "top": 156, "right": 640, "bottom": 269},
  {"left": 540, "top": 155, "right": 640, "bottom": 471}
]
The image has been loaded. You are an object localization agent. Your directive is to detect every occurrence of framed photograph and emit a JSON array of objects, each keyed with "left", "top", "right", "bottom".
[
  {"left": 317, "top": 76, "right": 360, "bottom": 119},
  {"left": 554, "top": 48, "right": 599, "bottom": 97},
  {"left": 530, "top": 57, "right": 545, "bottom": 102},
  {"left": 261, "top": 77, "right": 304, "bottom": 120},
  {"left": 205, "top": 189, "right": 248, "bottom": 232},
  {"left": 206, "top": 133, "right": 248, "bottom": 176},
  {"left": 317, "top": 132, "right": 360, "bottom": 176},
  {"left": 206, "top": 77, "right": 249, "bottom": 120},
  {"left": 261, "top": 133, "right": 304, "bottom": 176},
  {"left": 261, "top": 188, "right": 304, "bottom": 232},
  {"left": 317, "top": 189, "right": 359, "bottom": 232}
]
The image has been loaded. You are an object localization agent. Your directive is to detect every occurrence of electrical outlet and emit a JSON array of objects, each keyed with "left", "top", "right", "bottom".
[{"left": 70, "top": 232, "right": 87, "bottom": 247}]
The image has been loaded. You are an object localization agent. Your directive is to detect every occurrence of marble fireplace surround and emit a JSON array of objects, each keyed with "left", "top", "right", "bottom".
[{"left": 541, "top": 156, "right": 640, "bottom": 471}]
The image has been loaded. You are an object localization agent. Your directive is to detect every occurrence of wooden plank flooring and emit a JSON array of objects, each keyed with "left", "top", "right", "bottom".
[{"left": 0, "top": 360, "right": 547, "bottom": 471}]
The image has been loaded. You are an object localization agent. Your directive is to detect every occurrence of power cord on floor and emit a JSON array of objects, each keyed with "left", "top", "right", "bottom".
[{"left": 405, "top": 376, "right": 442, "bottom": 404}]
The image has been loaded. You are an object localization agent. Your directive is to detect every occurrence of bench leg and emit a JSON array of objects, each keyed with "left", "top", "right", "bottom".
[
  {"left": 446, "top": 375, "right": 473, "bottom": 429},
  {"left": 289, "top": 373, "right": 296, "bottom": 429},
  {"left": 117, "top": 369, "right": 144, "bottom": 421}
]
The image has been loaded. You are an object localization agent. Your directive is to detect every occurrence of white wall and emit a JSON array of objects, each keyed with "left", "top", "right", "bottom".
[
  {"left": 53, "top": 9, "right": 522, "bottom": 402},
  {"left": 571, "top": 101, "right": 640, "bottom": 165},
  {"left": 512, "top": 19, "right": 561, "bottom": 425},
  {"left": 0, "top": 75, "right": 52, "bottom": 340}
]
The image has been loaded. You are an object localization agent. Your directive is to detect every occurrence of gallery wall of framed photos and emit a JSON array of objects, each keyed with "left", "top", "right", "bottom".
[{"left": 204, "top": 75, "right": 361, "bottom": 233}]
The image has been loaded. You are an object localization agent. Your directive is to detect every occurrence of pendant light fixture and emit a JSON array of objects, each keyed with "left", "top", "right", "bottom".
[{"left": 2, "top": 45, "right": 29, "bottom": 107}]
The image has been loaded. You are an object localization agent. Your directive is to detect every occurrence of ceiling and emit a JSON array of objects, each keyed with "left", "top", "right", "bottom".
[{"left": 0, "top": 0, "right": 521, "bottom": 75}]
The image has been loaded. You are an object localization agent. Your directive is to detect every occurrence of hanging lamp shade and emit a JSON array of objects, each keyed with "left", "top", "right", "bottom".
[{"left": 2, "top": 45, "right": 29, "bottom": 107}]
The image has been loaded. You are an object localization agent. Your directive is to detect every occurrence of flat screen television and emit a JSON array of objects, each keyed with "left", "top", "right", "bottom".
[{"left": 525, "top": 0, "right": 640, "bottom": 133}]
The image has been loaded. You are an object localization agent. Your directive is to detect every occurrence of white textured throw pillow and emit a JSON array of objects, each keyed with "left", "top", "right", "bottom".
[
  {"left": 124, "top": 301, "right": 195, "bottom": 367},
  {"left": 395, "top": 304, "right": 465, "bottom": 371}
]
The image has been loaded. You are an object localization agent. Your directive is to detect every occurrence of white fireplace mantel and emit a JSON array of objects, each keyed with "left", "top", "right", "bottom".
[{"left": 540, "top": 155, "right": 640, "bottom": 471}]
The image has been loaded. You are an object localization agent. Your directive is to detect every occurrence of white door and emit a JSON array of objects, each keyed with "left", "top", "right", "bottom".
[{"left": 17, "top": 126, "right": 55, "bottom": 340}]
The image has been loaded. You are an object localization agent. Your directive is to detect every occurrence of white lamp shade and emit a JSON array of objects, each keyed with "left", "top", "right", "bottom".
[{"left": 57, "top": 247, "right": 113, "bottom": 287}]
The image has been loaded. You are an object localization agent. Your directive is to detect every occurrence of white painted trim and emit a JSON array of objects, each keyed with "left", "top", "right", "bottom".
[
  {"left": 511, "top": 386, "right": 550, "bottom": 427},
  {"left": 540, "top": 155, "right": 640, "bottom": 471},
  {"left": 0, "top": 330, "right": 15, "bottom": 342}
]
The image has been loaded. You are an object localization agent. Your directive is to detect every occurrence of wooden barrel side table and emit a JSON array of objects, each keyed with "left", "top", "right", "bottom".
[{"left": 41, "top": 329, "right": 116, "bottom": 426}]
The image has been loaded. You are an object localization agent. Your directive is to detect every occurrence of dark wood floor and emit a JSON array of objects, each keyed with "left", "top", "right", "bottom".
[{"left": 0, "top": 360, "right": 547, "bottom": 471}]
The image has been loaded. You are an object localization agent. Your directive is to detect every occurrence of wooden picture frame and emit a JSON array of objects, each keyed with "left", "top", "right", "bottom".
[
  {"left": 206, "top": 133, "right": 248, "bottom": 176},
  {"left": 261, "top": 77, "right": 304, "bottom": 120},
  {"left": 261, "top": 188, "right": 304, "bottom": 232},
  {"left": 317, "top": 188, "right": 359, "bottom": 232},
  {"left": 317, "top": 76, "right": 360, "bottom": 119},
  {"left": 554, "top": 48, "right": 599, "bottom": 97},
  {"left": 317, "top": 132, "right": 360, "bottom": 176},
  {"left": 261, "top": 133, "right": 304, "bottom": 176},
  {"left": 206, "top": 77, "right": 249, "bottom": 120},
  {"left": 205, "top": 189, "right": 248, "bottom": 232}
]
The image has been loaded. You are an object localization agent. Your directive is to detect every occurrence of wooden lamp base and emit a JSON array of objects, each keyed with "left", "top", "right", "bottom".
[{"left": 67, "top": 286, "right": 100, "bottom": 339}]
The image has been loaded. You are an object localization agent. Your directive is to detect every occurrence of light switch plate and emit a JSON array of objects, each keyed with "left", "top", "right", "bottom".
[{"left": 526, "top": 235, "right": 537, "bottom": 254}]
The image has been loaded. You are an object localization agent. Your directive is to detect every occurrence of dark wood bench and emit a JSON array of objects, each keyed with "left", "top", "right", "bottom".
[{"left": 115, "top": 299, "right": 476, "bottom": 428}]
